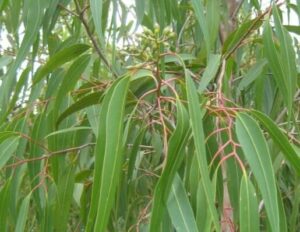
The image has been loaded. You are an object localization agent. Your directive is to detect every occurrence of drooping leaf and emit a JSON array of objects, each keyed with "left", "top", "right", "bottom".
[
  {"left": 190, "top": 0, "right": 219, "bottom": 52},
  {"left": 251, "top": 110, "right": 300, "bottom": 175},
  {"left": 53, "top": 54, "right": 91, "bottom": 119},
  {"left": 263, "top": 7, "right": 297, "bottom": 117},
  {"left": 239, "top": 174, "right": 259, "bottom": 232},
  {"left": 56, "top": 92, "right": 103, "bottom": 127},
  {"left": 15, "top": 193, "right": 32, "bottom": 232},
  {"left": 284, "top": 25, "right": 300, "bottom": 35},
  {"left": 167, "top": 174, "right": 198, "bottom": 232},
  {"left": 185, "top": 71, "right": 220, "bottom": 232},
  {"left": 223, "top": 17, "right": 263, "bottom": 56},
  {"left": 54, "top": 166, "right": 75, "bottom": 232},
  {"left": 45, "top": 127, "right": 91, "bottom": 139},
  {"left": 149, "top": 100, "right": 190, "bottom": 231},
  {"left": 237, "top": 59, "right": 267, "bottom": 93},
  {"left": 0, "top": 0, "right": 46, "bottom": 113},
  {"left": 198, "top": 54, "right": 221, "bottom": 93},
  {"left": 0, "top": 131, "right": 18, "bottom": 143},
  {"left": 33, "top": 44, "right": 90, "bottom": 84},
  {"left": 0, "top": 180, "right": 11, "bottom": 231},
  {"left": 86, "top": 76, "right": 130, "bottom": 231},
  {"left": 0, "top": 137, "right": 19, "bottom": 169},
  {"left": 236, "top": 112, "right": 280, "bottom": 232}
]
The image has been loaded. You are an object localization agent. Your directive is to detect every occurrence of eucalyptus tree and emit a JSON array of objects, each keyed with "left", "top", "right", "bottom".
[{"left": 0, "top": 0, "right": 299, "bottom": 231}]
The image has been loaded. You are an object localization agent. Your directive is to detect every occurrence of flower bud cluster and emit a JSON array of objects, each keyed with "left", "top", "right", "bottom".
[{"left": 121, "top": 24, "right": 176, "bottom": 62}]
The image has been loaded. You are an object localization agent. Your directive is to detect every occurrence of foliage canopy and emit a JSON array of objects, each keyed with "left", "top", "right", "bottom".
[{"left": 0, "top": 0, "right": 299, "bottom": 231}]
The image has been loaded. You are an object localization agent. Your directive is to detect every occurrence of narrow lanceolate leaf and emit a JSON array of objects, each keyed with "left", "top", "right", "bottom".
[
  {"left": 15, "top": 193, "right": 32, "bottom": 232},
  {"left": 54, "top": 167, "right": 75, "bottom": 232},
  {"left": 167, "top": 175, "right": 198, "bottom": 232},
  {"left": 56, "top": 92, "right": 103, "bottom": 127},
  {"left": 53, "top": 54, "right": 91, "bottom": 119},
  {"left": 0, "top": 137, "right": 19, "bottom": 169},
  {"left": 0, "top": 131, "right": 18, "bottom": 144},
  {"left": 222, "top": 17, "right": 263, "bottom": 56},
  {"left": 251, "top": 110, "right": 300, "bottom": 175},
  {"left": 263, "top": 6, "right": 297, "bottom": 117},
  {"left": 190, "top": 0, "right": 219, "bottom": 52},
  {"left": 0, "top": 0, "right": 46, "bottom": 112},
  {"left": 236, "top": 113, "right": 280, "bottom": 232},
  {"left": 198, "top": 54, "right": 221, "bottom": 93},
  {"left": 86, "top": 76, "right": 130, "bottom": 232},
  {"left": 284, "top": 25, "right": 300, "bottom": 35},
  {"left": 239, "top": 175, "right": 259, "bottom": 232},
  {"left": 196, "top": 172, "right": 218, "bottom": 232},
  {"left": 135, "top": 0, "right": 145, "bottom": 24},
  {"left": 237, "top": 59, "right": 267, "bottom": 93},
  {"left": 185, "top": 71, "right": 220, "bottom": 232},
  {"left": 0, "top": 67, "right": 30, "bottom": 123},
  {"left": 90, "top": 0, "right": 104, "bottom": 45},
  {"left": 28, "top": 112, "right": 48, "bottom": 215},
  {"left": 0, "top": 180, "right": 11, "bottom": 231},
  {"left": 33, "top": 44, "right": 90, "bottom": 84},
  {"left": 45, "top": 127, "right": 91, "bottom": 139},
  {"left": 149, "top": 100, "right": 190, "bottom": 231}
]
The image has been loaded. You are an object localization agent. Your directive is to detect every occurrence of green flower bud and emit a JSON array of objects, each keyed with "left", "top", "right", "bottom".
[
  {"left": 163, "top": 26, "right": 172, "bottom": 35},
  {"left": 169, "top": 32, "right": 176, "bottom": 38},
  {"left": 154, "top": 23, "right": 160, "bottom": 34}
]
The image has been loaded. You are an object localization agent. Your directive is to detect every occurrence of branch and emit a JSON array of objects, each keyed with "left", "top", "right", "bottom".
[
  {"left": 74, "top": 0, "right": 117, "bottom": 78},
  {"left": 224, "top": 0, "right": 285, "bottom": 60},
  {"left": 3, "top": 143, "right": 95, "bottom": 170}
]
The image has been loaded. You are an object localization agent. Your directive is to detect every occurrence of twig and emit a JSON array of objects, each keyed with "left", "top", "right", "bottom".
[
  {"left": 231, "top": 0, "right": 245, "bottom": 20},
  {"left": 58, "top": 3, "right": 78, "bottom": 17},
  {"left": 176, "top": 13, "right": 192, "bottom": 53},
  {"left": 224, "top": 0, "right": 285, "bottom": 60},
  {"left": 2, "top": 143, "right": 95, "bottom": 170},
  {"left": 74, "top": 0, "right": 117, "bottom": 78}
]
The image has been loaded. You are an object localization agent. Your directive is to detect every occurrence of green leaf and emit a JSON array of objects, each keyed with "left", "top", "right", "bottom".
[
  {"left": 196, "top": 171, "right": 218, "bottom": 232},
  {"left": 0, "top": 179, "right": 11, "bottom": 231},
  {"left": 53, "top": 54, "right": 91, "bottom": 119},
  {"left": 250, "top": 110, "right": 300, "bottom": 175},
  {"left": 0, "top": 0, "right": 46, "bottom": 112},
  {"left": 167, "top": 174, "right": 198, "bottom": 232},
  {"left": 0, "top": 131, "right": 18, "bottom": 143},
  {"left": 33, "top": 44, "right": 90, "bottom": 84},
  {"left": 236, "top": 112, "right": 280, "bottom": 232},
  {"left": 86, "top": 105, "right": 101, "bottom": 136},
  {"left": 190, "top": 0, "right": 210, "bottom": 52},
  {"left": 239, "top": 175, "right": 259, "bottom": 232},
  {"left": 190, "top": 0, "right": 219, "bottom": 52},
  {"left": 127, "top": 127, "right": 146, "bottom": 182},
  {"left": 54, "top": 167, "right": 75, "bottom": 232},
  {"left": 135, "top": 0, "right": 145, "bottom": 24},
  {"left": 185, "top": 71, "right": 220, "bottom": 231},
  {"left": 263, "top": 7, "right": 297, "bottom": 117},
  {"left": 86, "top": 76, "right": 130, "bottom": 231},
  {"left": 164, "top": 54, "right": 196, "bottom": 64},
  {"left": 237, "top": 59, "right": 267, "bottom": 93},
  {"left": 90, "top": 0, "right": 104, "bottom": 45},
  {"left": 284, "top": 25, "right": 300, "bottom": 35},
  {"left": 198, "top": 54, "right": 221, "bottom": 93},
  {"left": 0, "top": 56, "right": 13, "bottom": 69},
  {"left": 56, "top": 92, "right": 103, "bottom": 127},
  {"left": 223, "top": 17, "right": 263, "bottom": 56},
  {"left": 149, "top": 100, "right": 190, "bottom": 231},
  {"left": 28, "top": 112, "right": 48, "bottom": 215},
  {"left": 0, "top": 137, "right": 19, "bottom": 169},
  {"left": 15, "top": 193, "right": 32, "bottom": 232},
  {"left": 45, "top": 127, "right": 91, "bottom": 139},
  {"left": 0, "top": 67, "right": 30, "bottom": 123}
]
